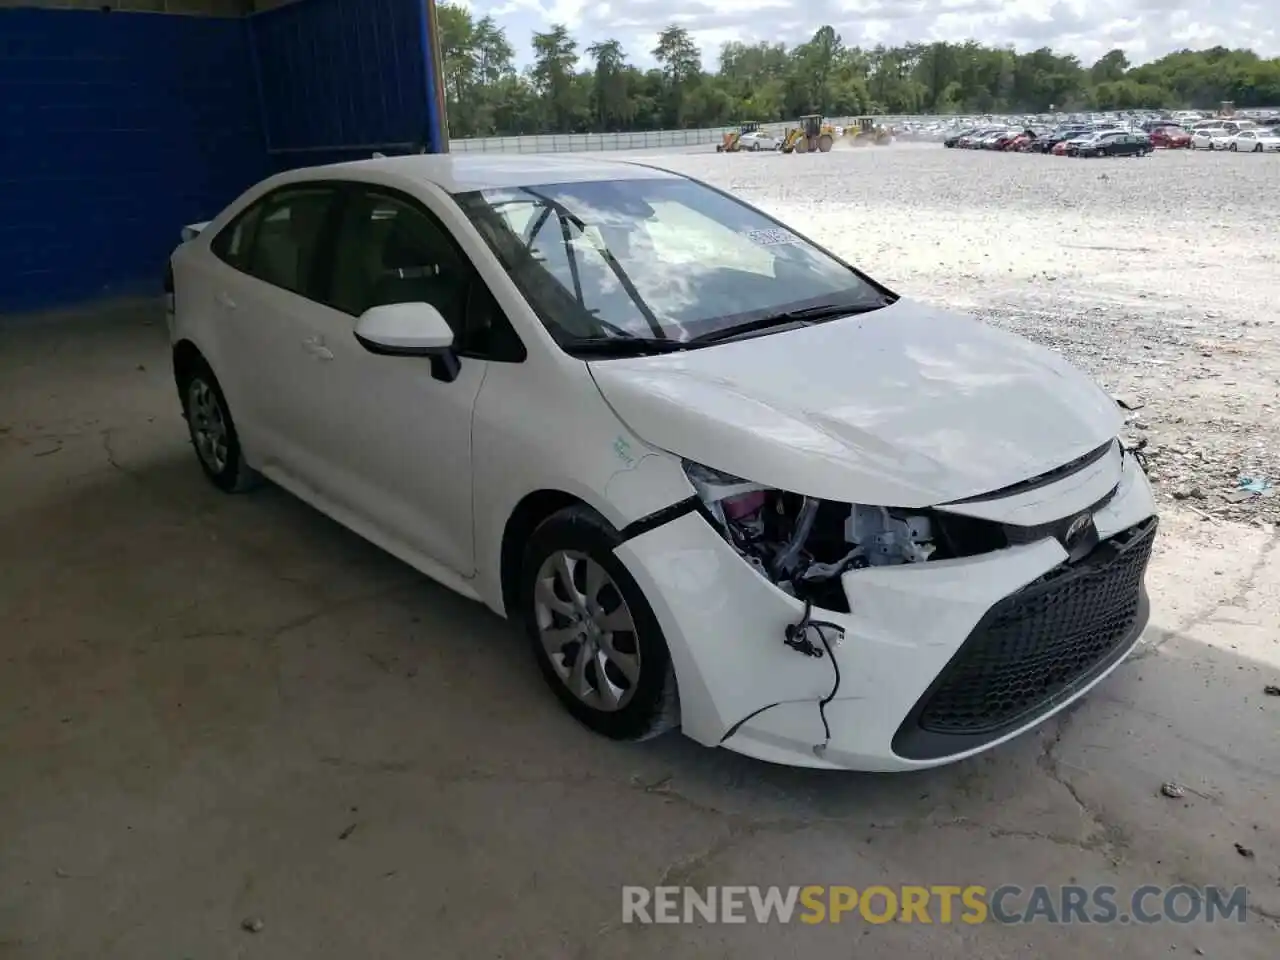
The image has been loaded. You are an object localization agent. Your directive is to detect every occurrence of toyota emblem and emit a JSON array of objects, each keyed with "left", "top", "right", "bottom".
[{"left": 1063, "top": 513, "right": 1091, "bottom": 545}]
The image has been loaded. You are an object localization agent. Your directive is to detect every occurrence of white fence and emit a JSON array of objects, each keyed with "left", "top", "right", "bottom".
[
  {"left": 446, "top": 117, "right": 883, "bottom": 154},
  {"left": 444, "top": 108, "right": 1280, "bottom": 154}
]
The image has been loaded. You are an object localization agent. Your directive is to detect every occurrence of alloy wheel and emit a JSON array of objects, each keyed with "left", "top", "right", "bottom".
[
  {"left": 187, "top": 377, "right": 229, "bottom": 474},
  {"left": 533, "top": 550, "right": 641, "bottom": 712}
]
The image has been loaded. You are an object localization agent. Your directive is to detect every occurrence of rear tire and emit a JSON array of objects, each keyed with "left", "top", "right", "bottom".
[
  {"left": 519, "top": 506, "right": 680, "bottom": 742},
  {"left": 178, "top": 359, "right": 260, "bottom": 494}
]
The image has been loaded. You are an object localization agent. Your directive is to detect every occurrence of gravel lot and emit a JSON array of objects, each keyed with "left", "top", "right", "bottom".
[{"left": 642, "top": 143, "right": 1280, "bottom": 525}]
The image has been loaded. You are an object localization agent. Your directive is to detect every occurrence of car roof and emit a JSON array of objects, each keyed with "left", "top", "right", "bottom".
[{"left": 289, "top": 153, "right": 683, "bottom": 194}]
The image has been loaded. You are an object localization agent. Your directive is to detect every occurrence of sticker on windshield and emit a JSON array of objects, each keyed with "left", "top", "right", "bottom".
[{"left": 745, "top": 228, "right": 801, "bottom": 246}]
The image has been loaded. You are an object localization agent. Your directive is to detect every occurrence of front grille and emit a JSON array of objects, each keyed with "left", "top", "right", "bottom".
[{"left": 899, "top": 517, "right": 1157, "bottom": 753}]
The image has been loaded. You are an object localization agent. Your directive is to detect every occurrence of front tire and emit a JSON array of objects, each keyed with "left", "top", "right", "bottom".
[
  {"left": 179, "top": 360, "right": 260, "bottom": 493},
  {"left": 520, "top": 506, "right": 679, "bottom": 741}
]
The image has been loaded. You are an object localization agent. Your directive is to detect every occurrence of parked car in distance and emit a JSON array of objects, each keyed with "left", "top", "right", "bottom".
[
  {"left": 1074, "top": 132, "right": 1152, "bottom": 158},
  {"left": 1064, "top": 131, "right": 1119, "bottom": 156},
  {"left": 1002, "top": 131, "right": 1037, "bottom": 151},
  {"left": 1037, "top": 128, "right": 1091, "bottom": 153},
  {"left": 943, "top": 127, "right": 978, "bottom": 147},
  {"left": 165, "top": 153, "right": 1158, "bottom": 772},
  {"left": 1228, "top": 128, "right": 1280, "bottom": 152},
  {"left": 738, "top": 130, "right": 780, "bottom": 151},
  {"left": 969, "top": 127, "right": 1009, "bottom": 148},
  {"left": 1220, "top": 119, "right": 1257, "bottom": 135},
  {"left": 989, "top": 130, "right": 1022, "bottom": 150},
  {"left": 1149, "top": 125, "right": 1191, "bottom": 149},
  {"left": 1191, "top": 128, "right": 1230, "bottom": 150}
]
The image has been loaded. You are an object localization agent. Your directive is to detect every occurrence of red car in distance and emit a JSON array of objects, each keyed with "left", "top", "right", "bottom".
[{"left": 1149, "top": 125, "right": 1192, "bottom": 148}]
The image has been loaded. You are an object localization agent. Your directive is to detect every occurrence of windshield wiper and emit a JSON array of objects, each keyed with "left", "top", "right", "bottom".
[
  {"left": 561, "top": 336, "right": 691, "bottom": 357},
  {"left": 686, "top": 301, "right": 886, "bottom": 345}
]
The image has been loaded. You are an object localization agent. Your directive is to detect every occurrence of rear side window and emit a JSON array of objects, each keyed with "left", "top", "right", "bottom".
[
  {"left": 246, "top": 187, "right": 339, "bottom": 299},
  {"left": 209, "top": 185, "right": 338, "bottom": 301},
  {"left": 211, "top": 205, "right": 263, "bottom": 271}
]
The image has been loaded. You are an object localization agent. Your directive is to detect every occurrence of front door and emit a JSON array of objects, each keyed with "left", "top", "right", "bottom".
[{"left": 282, "top": 184, "right": 487, "bottom": 576}]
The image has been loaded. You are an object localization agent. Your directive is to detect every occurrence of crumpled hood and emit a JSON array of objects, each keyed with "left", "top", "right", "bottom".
[{"left": 588, "top": 298, "right": 1123, "bottom": 507}]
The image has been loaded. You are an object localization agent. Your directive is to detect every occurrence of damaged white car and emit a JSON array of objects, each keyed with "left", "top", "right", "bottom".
[{"left": 167, "top": 154, "right": 1157, "bottom": 771}]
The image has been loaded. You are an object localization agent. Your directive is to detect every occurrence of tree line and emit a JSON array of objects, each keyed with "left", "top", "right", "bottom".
[{"left": 436, "top": 4, "right": 1280, "bottom": 138}]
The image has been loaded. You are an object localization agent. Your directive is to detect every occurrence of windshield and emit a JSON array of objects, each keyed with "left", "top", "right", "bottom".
[{"left": 455, "top": 177, "right": 889, "bottom": 350}]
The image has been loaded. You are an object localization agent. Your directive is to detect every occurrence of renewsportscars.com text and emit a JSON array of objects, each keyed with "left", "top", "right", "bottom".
[{"left": 621, "top": 884, "right": 1249, "bottom": 925}]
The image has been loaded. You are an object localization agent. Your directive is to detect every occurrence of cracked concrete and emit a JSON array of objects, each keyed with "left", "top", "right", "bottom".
[{"left": 1, "top": 301, "right": 1278, "bottom": 959}]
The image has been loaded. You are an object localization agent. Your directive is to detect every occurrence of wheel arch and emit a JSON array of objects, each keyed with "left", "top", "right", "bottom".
[
  {"left": 499, "top": 489, "right": 600, "bottom": 620},
  {"left": 172, "top": 338, "right": 207, "bottom": 396}
]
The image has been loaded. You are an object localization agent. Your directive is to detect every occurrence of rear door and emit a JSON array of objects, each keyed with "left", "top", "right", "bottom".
[{"left": 206, "top": 183, "right": 343, "bottom": 476}]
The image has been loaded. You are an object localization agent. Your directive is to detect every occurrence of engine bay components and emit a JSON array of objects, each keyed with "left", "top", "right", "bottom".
[{"left": 684, "top": 462, "right": 940, "bottom": 611}]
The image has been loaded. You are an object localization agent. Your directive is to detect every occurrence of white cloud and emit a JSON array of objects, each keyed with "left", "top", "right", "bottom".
[{"left": 455, "top": 0, "right": 1279, "bottom": 69}]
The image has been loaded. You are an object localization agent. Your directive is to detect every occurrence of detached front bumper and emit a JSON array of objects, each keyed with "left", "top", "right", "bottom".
[{"left": 614, "top": 450, "right": 1158, "bottom": 772}]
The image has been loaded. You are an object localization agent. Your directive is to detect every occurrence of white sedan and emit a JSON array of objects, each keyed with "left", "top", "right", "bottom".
[
  {"left": 1228, "top": 129, "right": 1280, "bottom": 152},
  {"left": 166, "top": 154, "right": 1158, "bottom": 771},
  {"left": 738, "top": 131, "right": 780, "bottom": 151},
  {"left": 1191, "top": 128, "right": 1231, "bottom": 150}
]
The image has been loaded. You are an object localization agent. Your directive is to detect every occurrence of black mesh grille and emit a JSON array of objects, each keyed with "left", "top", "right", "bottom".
[{"left": 915, "top": 517, "right": 1157, "bottom": 737}]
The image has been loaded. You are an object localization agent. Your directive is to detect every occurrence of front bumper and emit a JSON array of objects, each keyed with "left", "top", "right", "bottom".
[{"left": 614, "top": 450, "right": 1158, "bottom": 772}]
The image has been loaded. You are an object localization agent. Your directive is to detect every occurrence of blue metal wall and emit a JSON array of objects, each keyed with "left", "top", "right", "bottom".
[
  {"left": 0, "top": 0, "right": 438, "bottom": 314},
  {"left": 250, "top": 0, "right": 442, "bottom": 171},
  {"left": 0, "top": 8, "right": 266, "bottom": 313}
]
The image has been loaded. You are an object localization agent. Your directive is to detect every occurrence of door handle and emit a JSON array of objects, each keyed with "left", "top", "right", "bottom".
[
  {"left": 215, "top": 291, "right": 237, "bottom": 310},
  {"left": 302, "top": 336, "right": 334, "bottom": 361}
]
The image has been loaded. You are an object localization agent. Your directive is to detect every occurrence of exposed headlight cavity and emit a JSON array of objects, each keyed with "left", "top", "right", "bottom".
[{"left": 683, "top": 461, "right": 938, "bottom": 612}]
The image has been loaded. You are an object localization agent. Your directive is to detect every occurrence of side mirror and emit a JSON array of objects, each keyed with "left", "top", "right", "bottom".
[{"left": 354, "top": 302, "right": 460, "bottom": 382}]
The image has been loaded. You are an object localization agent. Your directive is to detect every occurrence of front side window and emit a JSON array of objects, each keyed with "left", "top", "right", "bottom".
[
  {"left": 456, "top": 177, "right": 888, "bottom": 350},
  {"left": 327, "top": 188, "right": 468, "bottom": 335}
]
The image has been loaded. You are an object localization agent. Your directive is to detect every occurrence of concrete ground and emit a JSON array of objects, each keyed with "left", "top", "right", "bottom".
[
  {"left": 3, "top": 146, "right": 1280, "bottom": 957},
  {"left": 2, "top": 302, "right": 1276, "bottom": 959}
]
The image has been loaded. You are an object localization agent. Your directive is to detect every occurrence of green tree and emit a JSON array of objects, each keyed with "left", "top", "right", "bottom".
[
  {"left": 529, "top": 24, "right": 581, "bottom": 133},
  {"left": 652, "top": 25, "right": 702, "bottom": 126},
  {"left": 586, "top": 39, "right": 631, "bottom": 130}
]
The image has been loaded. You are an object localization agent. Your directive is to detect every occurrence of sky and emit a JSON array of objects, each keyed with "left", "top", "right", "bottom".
[{"left": 444, "top": 0, "right": 1279, "bottom": 71}]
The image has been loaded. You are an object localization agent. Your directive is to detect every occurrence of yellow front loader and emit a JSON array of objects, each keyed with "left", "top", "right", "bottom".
[
  {"left": 780, "top": 115, "right": 835, "bottom": 153},
  {"left": 716, "top": 120, "right": 761, "bottom": 153},
  {"left": 845, "top": 116, "right": 894, "bottom": 146}
]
